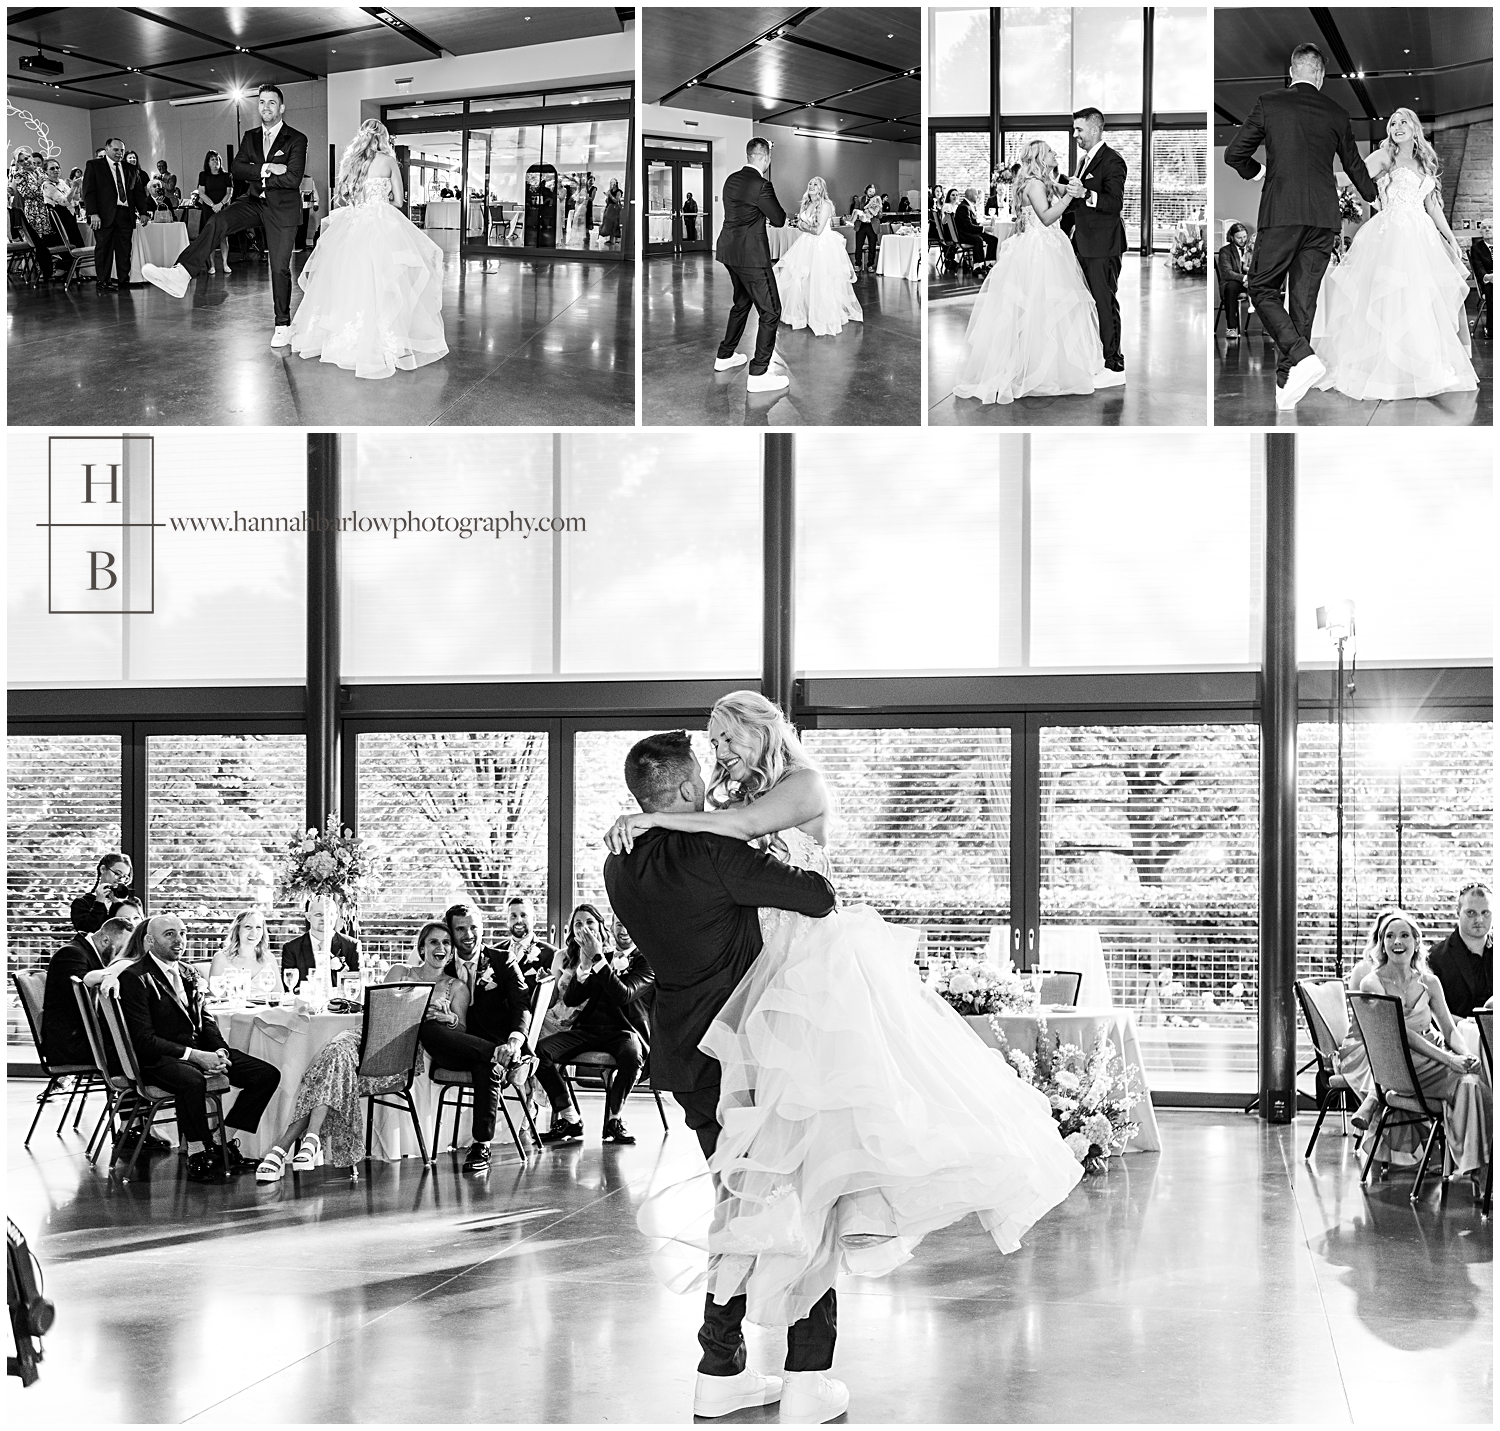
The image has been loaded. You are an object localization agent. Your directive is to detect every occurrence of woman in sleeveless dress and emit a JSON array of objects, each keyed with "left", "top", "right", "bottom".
[
  {"left": 1312, "top": 109, "right": 1478, "bottom": 401},
  {"left": 607, "top": 692, "right": 1081, "bottom": 1330},
  {"left": 773, "top": 177, "right": 863, "bottom": 338},
  {"left": 952, "top": 140, "right": 1109, "bottom": 405},
  {"left": 288, "top": 119, "right": 448, "bottom": 380},
  {"left": 209, "top": 908, "right": 279, "bottom": 993}
]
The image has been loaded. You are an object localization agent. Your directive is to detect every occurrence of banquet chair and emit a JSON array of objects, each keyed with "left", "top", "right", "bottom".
[
  {"left": 558, "top": 981, "right": 670, "bottom": 1135},
  {"left": 98, "top": 981, "right": 230, "bottom": 1182},
  {"left": 1474, "top": 1009, "right": 1492, "bottom": 1214},
  {"left": 70, "top": 977, "right": 136, "bottom": 1165},
  {"left": 1038, "top": 972, "right": 1082, "bottom": 1008},
  {"left": 355, "top": 981, "right": 433, "bottom": 1172},
  {"left": 940, "top": 212, "right": 973, "bottom": 276},
  {"left": 12, "top": 970, "right": 104, "bottom": 1147},
  {"left": 1294, "top": 979, "right": 1358, "bottom": 1159},
  {"left": 430, "top": 976, "right": 554, "bottom": 1161},
  {"left": 8, "top": 210, "right": 39, "bottom": 285},
  {"left": 1347, "top": 991, "right": 1451, "bottom": 1203}
]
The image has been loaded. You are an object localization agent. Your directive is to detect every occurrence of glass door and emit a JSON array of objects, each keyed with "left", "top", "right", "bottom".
[{"left": 644, "top": 147, "right": 712, "bottom": 257}]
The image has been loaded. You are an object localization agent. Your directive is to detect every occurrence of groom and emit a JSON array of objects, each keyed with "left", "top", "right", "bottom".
[
  {"left": 1224, "top": 43, "right": 1378, "bottom": 409},
  {"left": 1062, "top": 107, "right": 1128, "bottom": 387},
  {"left": 603, "top": 732, "right": 847, "bottom": 1424},
  {"left": 714, "top": 137, "right": 790, "bottom": 394},
  {"left": 142, "top": 83, "right": 308, "bottom": 347}
]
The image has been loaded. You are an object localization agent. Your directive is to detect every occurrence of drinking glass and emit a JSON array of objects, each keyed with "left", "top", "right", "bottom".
[
  {"left": 1027, "top": 969, "right": 1044, "bottom": 1009},
  {"left": 209, "top": 974, "right": 225, "bottom": 1002},
  {"left": 282, "top": 968, "right": 298, "bottom": 999}
]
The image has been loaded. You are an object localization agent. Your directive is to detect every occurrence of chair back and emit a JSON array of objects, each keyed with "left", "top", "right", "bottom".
[
  {"left": 1347, "top": 991, "right": 1429, "bottom": 1110},
  {"left": 356, "top": 982, "right": 432, "bottom": 1085},
  {"left": 1474, "top": 1008, "right": 1492, "bottom": 1083},
  {"left": 11, "top": 971, "right": 47, "bottom": 1063},
  {"left": 98, "top": 982, "right": 149, "bottom": 1090},
  {"left": 1039, "top": 971, "right": 1082, "bottom": 1007},
  {"left": 525, "top": 975, "right": 557, "bottom": 1044},
  {"left": 1295, "top": 979, "right": 1343, "bottom": 1072},
  {"left": 70, "top": 977, "right": 118, "bottom": 1080}
]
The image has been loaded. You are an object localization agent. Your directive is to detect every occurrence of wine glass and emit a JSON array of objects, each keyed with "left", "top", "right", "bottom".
[
  {"left": 1027, "top": 968, "right": 1044, "bottom": 1009},
  {"left": 282, "top": 967, "right": 298, "bottom": 1002},
  {"left": 209, "top": 973, "right": 225, "bottom": 1003}
]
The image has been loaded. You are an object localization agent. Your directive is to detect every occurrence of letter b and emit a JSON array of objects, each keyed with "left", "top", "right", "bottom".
[{"left": 88, "top": 551, "right": 118, "bottom": 590}]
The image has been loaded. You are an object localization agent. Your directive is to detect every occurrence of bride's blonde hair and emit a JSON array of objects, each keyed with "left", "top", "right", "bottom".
[
  {"left": 1380, "top": 108, "right": 1441, "bottom": 179},
  {"left": 1011, "top": 140, "right": 1066, "bottom": 217},
  {"left": 800, "top": 175, "right": 828, "bottom": 221},
  {"left": 706, "top": 690, "right": 819, "bottom": 808},
  {"left": 333, "top": 119, "right": 393, "bottom": 209}
]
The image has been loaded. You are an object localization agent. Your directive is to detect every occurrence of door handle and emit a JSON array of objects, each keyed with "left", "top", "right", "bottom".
[{"left": 1027, "top": 928, "right": 1036, "bottom": 957}]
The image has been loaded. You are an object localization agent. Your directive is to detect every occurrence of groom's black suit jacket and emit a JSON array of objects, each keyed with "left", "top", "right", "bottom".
[
  {"left": 1062, "top": 143, "right": 1127, "bottom": 258},
  {"left": 715, "top": 166, "right": 786, "bottom": 269},
  {"left": 603, "top": 829, "right": 836, "bottom": 1093},
  {"left": 230, "top": 123, "right": 308, "bottom": 228},
  {"left": 1224, "top": 83, "right": 1377, "bottom": 232}
]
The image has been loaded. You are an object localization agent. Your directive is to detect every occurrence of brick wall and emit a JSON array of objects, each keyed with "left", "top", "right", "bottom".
[{"left": 1449, "top": 119, "right": 1492, "bottom": 234}]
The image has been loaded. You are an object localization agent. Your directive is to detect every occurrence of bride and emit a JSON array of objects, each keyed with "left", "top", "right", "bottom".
[
  {"left": 607, "top": 691, "right": 1082, "bottom": 1330},
  {"left": 287, "top": 119, "right": 448, "bottom": 380},
  {"left": 773, "top": 176, "right": 863, "bottom": 337},
  {"left": 953, "top": 140, "right": 1119, "bottom": 404},
  {"left": 1312, "top": 108, "right": 1478, "bottom": 400}
]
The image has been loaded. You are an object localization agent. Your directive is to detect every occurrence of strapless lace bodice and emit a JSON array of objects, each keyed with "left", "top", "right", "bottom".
[
  {"left": 758, "top": 826, "right": 832, "bottom": 942},
  {"left": 1377, "top": 167, "right": 1434, "bottom": 211},
  {"left": 352, "top": 174, "right": 394, "bottom": 207}
]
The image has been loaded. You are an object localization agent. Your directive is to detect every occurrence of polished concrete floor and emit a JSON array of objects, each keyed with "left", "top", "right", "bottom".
[
  {"left": 6, "top": 1081, "right": 1491, "bottom": 1424},
  {"left": 6, "top": 242, "right": 634, "bottom": 426},
  {"left": 928, "top": 258, "right": 1208, "bottom": 426},
  {"left": 1213, "top": 318, "right": 1493, "bottom": 426},
  {"left": 642, "top": 253, "right": 921, "bottom": 426}
]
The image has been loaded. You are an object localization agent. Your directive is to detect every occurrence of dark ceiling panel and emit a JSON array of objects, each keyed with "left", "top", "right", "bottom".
[
  {"left": 1331, "top": 7, "right": 1491, "bottom": 71},
  {"left": 384, "top": 7, "right": 628, "bottom": 54},
  {"left": 6, "top": 37, "right": 117, "bottom": 81},
  {"left": 1213, "top": 6, "right": 1320, "bottom": 82},
  {"left": 150, "top": 7, "right": 377, "bottom": 51},
  {"left": 792, "top": 7, "right": 918, "bottom": 71},
  {"left": 7, "top": 8, "right": 219, "bottom": 65},
  {"left": 256, "top": 30, "right": 435, "bottom": 77},
  {"left": 643, "top": 7, "right": 807, "bottom": 100},
  {"left": 712, "top": 48, "right": 897, "bottom": 106},
  {"left": 771, "top": 105, "right": 918, "bottom": 144}
]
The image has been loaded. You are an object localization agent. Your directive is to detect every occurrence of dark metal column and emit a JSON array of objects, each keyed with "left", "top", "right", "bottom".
[
  {"left": 307, "top": 434, "right": 341, "bottom": 833},
  {"left": 1140, "top": 6, "right": 1155, "bottom": 253},
  {"left": 125, "top": 724, "right": 149, "bottom": 913},
  {"left": 1259, "top": 435, "right": 1298, "bottom": 1123},
  {"left": 989, "top": 9, "right": 1003, "bottom": 176},
  {"left": 763, "top": 435, "right": 796, "bottom": 714}
]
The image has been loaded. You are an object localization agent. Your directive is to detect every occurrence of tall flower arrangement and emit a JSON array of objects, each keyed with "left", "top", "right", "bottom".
[
  {"left": 1170, "top": 232, "right": 1207, "bottom": 273},
  {"left": 930, "top": 957, "right": 1033, "bottom": 1017},
  {"left": 275, "top": 815, "right": 380, "bottom": 922}
]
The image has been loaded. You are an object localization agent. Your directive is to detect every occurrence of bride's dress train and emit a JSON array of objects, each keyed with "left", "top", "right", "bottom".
[
  {"left": 774, "top": 217, "right": 863, "bottom": 337},
  {"left": 641, "top": 828, "right": 1082, "bottom": 1328},
  {"left": 288, "top": 174, "right": 448, "bottom": 379},
  {"left": 1311, "top": 167, "right": 1477, "bottom": 400}
]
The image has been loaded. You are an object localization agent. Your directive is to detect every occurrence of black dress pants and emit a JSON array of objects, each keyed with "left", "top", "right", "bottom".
[
  {"left": 718, "top": 264, "right": 781, "bottom": 375},
  {"left": 1079, "top": 252, "right": 1123, "bottom": 366},
  {"left": 419, "top": 1023, "right": 500, "bottom": 1142},
  {"left": 854, "top": 221, "right": 878, "bottom": 269},
  {"left": 1246, "top": 224, "right": 1337, "bottom": 382},
  {"left": 536, "top": 1028, "right": 642, "bottom": 1117},
  {"left": 145, "top": 1048, "right": 280, "bottom": 1144},
  {"left": 1219, "top": 278, "right": 1247, "bottom": 328},
  {"left": 175, "top": 198, "right": 297, "bottom": 324},
  {"left": 674, "top": 1084, "right": 837, "bottom": 1376},
  {"left": 94, "top": 215, "right": 134, "bottom": 285}
]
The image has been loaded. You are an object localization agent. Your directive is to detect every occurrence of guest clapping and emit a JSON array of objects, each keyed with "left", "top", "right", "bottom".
[
  {"left": 210, "top": 908, "right": 280, "bottom": 992},
  {"left": 1427, "top": 882, "right": 1492, "bottom": 1019}
]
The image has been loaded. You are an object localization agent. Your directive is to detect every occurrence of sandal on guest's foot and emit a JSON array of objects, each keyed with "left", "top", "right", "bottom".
[
  {"left": 256, "top": 1146, "right": 290, "bottom": 1182},
  {"left": 291, "top": 1133, "right": 321, "bottom": 1171}
]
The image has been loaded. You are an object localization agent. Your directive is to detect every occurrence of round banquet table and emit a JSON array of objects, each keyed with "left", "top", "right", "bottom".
[
  {"left": 767, "top": 224, "right": 802, "bottom": 261},
  {"left": 424, "top": 199, "right": 460, "bottom": 231},
  {"left": 967, "top": 1007, "right": 1161, "bottom": 1152},
  {"left": 984, "top": 217, "right": 1016, "bottom": 246},
  {"left": 876, "top": 231, "right": 923, "bottom": 281},
  {"left": 129, "top": 221, "right": 187, "bottom": 283}
]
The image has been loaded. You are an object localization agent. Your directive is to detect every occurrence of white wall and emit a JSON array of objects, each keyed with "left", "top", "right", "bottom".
[
  {"left": 640, "top": 103, "right": 753, "bottom": 244},
  {"left": 7, "top": 97, "right": 94, "bottom": 173},
  {"left": 1214, "top": 139, "right": 1372, "bottom": 241},
  {"left": 753, "top": 126, "right": 911, "bottom": 218}
]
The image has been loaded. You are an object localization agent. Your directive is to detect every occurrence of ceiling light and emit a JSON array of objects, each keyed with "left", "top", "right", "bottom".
[
  {"left": 792, "top": 128, "right": 871, "bottom": 144},
  {"left": 887, "top": 33, "right": 893, "bottom": 38}
]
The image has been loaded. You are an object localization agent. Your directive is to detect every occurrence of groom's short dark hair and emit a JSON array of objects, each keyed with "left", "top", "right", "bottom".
[
  {"left": 1289, "top": 45, "right": 1325, "bottom": 79},
  {"left": 625, "top": 731, "right": 697, "bottom": 812},
  {"left": 1072, "top": 107, "right": 1104, "bottom": 127},
  {"left": 257, "top": 83, "right": 285, "bottom": 103},
  {"left": 746, "top": 137, "right": 771, "bottom": 161}
]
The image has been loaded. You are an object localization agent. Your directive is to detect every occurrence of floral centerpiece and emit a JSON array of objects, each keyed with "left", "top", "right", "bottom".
[
  {"left": 1337, "top": 186, "right": 1364, "bottom": 223},
  {"left": 990, "top": 1021, "right": 1144, "bottom": 1174},
  {"left": 275, "top": 816, "right": 381, "bottom": 971},
  {"left": 1170, "top": 232, "right": 1206, "bottom": 274},
  {"left": 930, "top": 957, "right": 1033, "bottom": 1017}
]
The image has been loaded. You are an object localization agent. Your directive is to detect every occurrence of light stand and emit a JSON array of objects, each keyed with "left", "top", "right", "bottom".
[{"left": 1317, "top": 601, "right": 1356, "bottom": 980}]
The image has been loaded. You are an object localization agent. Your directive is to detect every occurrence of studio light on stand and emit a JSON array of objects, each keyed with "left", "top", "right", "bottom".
[{"left": 1316, "top": 600, "right": 1356, "bottom": 979}]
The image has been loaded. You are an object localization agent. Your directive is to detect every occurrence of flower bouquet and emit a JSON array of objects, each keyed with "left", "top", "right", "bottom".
[
  {"left": 275, "top": 814, "right": 380, "bottom": 920},
  {"left": 930, "top": 957, "right": 1033, "bottom": 1017},
  {"left": 1170, "top": 232, "right": 1207, "bottom": 274},
  {"left": 990, "top": 1023, "right": 1144, "bottom": 1174}
]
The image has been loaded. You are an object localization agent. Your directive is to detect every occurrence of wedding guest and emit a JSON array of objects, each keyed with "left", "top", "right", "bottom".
[
  {"left": 81, "top": 138, "right": 153, "bottom": 290},
  {"left": 117, "top": 914, "right": 281, "bottom": 1182},
  {"left": 682, "top": 190, "right": 699, "bottom": 241},
  {"left": 1469, "top": 230, "right": 1491, "bottom": 338},
  {"left": 152, "top": 160, "right": 183, "bottom": 219},
  {"left": 193, "top": 151, "right": 234, "bottom": 273},
  {"left": 505, "top": 894, "right": 557, "bottom": 990},
  {"left": 67, "top": 166, "right": 85, "bottom": 213},
  {"left": 71, "top": 852, "right": 134, "bottom": 935},
  {"left": 42, "top": 157, "right": 84, "bottom": 246},
  {"left": 10, "top": 150, "right": 58, "bottom": 282},
  {"left": 281, "top": 901, "right": 360, "bottom": 990},
  {"left": 42, "top": 918, "right": 132, "bottom": 1067},
  {"left": 852, "top": 183, "right": 882, "bottom": 271},
  {"left": 383, "top": 920, "right": 452, "bottom": 983},
  {"left": 210, "top": 908, "right": 280, "bottom": 992},
  {"left": 107, "top": 896, "right": 146, "bottom": 929},
  {"left": 1335, "top": 908, "right": 1395, "bottom": 1113},
  {"left": 1218, "top": 224, "right": 1251, "bottom": 338},
  {"left": 600, "top": 180, "right": 622, "bottom": 250},
  {"left": 297, "top": 172, "right": 320, "bottom": 251},
  {"left": 610, "top": 913, "right": 635, "bottom": 958},
  {"left": 535, "top": 903, "right": 655, "bottom": 1146},
  {"left": 1426, "top": 883, "right": 1492, "bottom": 1019},
  {"left": 954, "top": 188, "right": 990, "bottom": 264}
]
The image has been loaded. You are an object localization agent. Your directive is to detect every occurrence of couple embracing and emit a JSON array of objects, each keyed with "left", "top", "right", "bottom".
[{"left": 603, "top": 693, "right": 1082, "bottom": 1423}]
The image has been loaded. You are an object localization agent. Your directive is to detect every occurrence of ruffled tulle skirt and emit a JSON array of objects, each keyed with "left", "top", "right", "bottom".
[
  {"left": 640, "top": 905, "right": 1082, "bottom": 1328},
  {"left": 289, "top": 201, "right": 448, "bottom": 380},
  {"left": 1312, "top": 206, "right": 1477, "bottom": 400},
  {"left": 774, "top": 228, "right": 863, "bottom": 337},
  {"left": 953, "top": 225, "right": 1105, "bottom": 403}
]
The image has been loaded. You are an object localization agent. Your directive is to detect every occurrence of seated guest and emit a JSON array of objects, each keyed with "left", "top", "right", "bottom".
[
  {"left": 954, "top": 188, "right": 990, "bottom": 264},
  {"left": 1217, "top": 224, "right": 1250, "bottom": 338},
  {"left": 41, "top": 917, "right": 132, "bottom": 1067},
  {"left": 1469, "top": 232, "right": 1491, "bottom": 338},
  {"left": 108, "top": 896, "right": 146, "bottom": 929},
  {"left": 504, "top": 894, "right": 557, "bottom": 990},
  {"left": 417, "top": 901, "right": 529, "bottom": 1172},
  {"left": 116, "top": 914, "right": 281, "bottom": 1182},
  {"left": 535, "top": 903, "right": 655, "bottom": 1146},
  {"left": 152, "top": 160, "right": 182, "bottom": 219},
  {"left": 40, "top": 157, "right": 83, "bottom": 246},
  {"left": 9, "top": 149, "right": 57, "bottom": 282},
  {"left": 280, "top": 901, "right": 360, "bottom": 990},
  {"left": 1334, "top": 909, "right": 1392, "bottom": 1115},
  {"left": 211, "top": 908, "right": 279, "bottom": 992},
  {"left": 898, "top": 193, "right": 912, "bottom": 214},
  {"left": 384, "top": 920, "right": 452, "bottom": 983},
  {"left": 1427, "top": 882, "right": 1492, "bottom": 1019},
  {"left": 71, "top": 852, "right": 134, "bottom": 935}
]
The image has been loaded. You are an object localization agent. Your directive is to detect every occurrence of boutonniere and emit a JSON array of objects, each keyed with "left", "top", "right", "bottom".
[{"left": 478, "top": 968, "right": 497, "bottom": 992}]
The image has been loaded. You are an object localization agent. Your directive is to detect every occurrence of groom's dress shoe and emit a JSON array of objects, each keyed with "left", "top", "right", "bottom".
[
  {"left": 747, "top": 371, "right": 790, "bottom": 393},
  {"left": 271, "top": 326, "right": 293, "bottom": 348},
  {"left": 1276, "top": 354, "right": 1325, "bottom": 410},
  {"left": 714, "top": 352, "right": 748, "bottom": 372},
  {"left": 694, "top": 1368, "right": 783, "bottom": 1417},
  {"left": 141, "top": 263, "right": 190, "bottom": 299},
  {"left": 780, "top": 1371, "right": 849, "bottom": 1424},
  {"left": 1094, "top": 368, "right": 1126, "bottom": 388}
]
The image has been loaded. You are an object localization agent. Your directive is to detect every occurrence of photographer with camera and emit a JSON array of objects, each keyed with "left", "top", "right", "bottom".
[{"left": 70, "top": 852, "right": 134, "bottom": 936}]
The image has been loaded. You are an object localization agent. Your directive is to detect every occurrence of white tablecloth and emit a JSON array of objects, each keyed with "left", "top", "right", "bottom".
[
  {"left": 876, "top": 231, "right": 923, "bottom": 281},
  {"left": 984, "top": 217, "right": 1016, "bottom": 245},
  {"left": 969, "top": 1007, "right": 1161, "bottom": 1153},
  {"left": 129, "top": 221, "right": 187, "bottom": 282},
  {"left": 767, "top": 224, "right": 801, "bottom": 261},
  {"left": 424, "top": 199, "right": 460, "bottom": 231}
]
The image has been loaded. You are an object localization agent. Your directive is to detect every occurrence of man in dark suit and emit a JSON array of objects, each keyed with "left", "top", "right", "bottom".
[
  {"left": 141, "top": 83, "right": 308, "bottom": 345},
  {"left": 80, "top": 138, "right": 154, "bottom": 291},
  {"left": 1426, "top": 883, "right": 1492, "bottom": 1020},
  {"left": 117, "top": 914, "right": 281, "bottom": 1182},
  {"left": 1062, "top": 107, "right": 1129, "bottom": 384},
  {"left": 853, "top": 183, "right": 884, "bottom": 270},
  {"left": 1217, "top": 223, "right": 1251, "bottom": 338},
  {"left": 41, "top": 918, "right": 131, "bottom": 1067},
  {"left": 1224, "top": 43, "right": 1378, "bottom": 409},
  {"left": 1469, "top": 231, "right": 1491, "bottom": 339},
  {"left": 953, "top": 188, "right": 990, "bottom": 264},
  {"left": 604, "top": 731, "right": 843, "bottom": 1424},
  {"left": 280, "top": 903, "right": 360, "bottom": 990},
  {"left": 714, "top": 137, "right": 790, "bottom": 394}
]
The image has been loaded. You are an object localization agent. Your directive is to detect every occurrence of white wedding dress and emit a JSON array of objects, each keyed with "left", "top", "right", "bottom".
[
  {"left": 1311, "top": 166, "right": 1477, "bottom": 400},
  {"left": 774, "top": 201, "right": 863, "bottom": 337},
  {"left": 288, "top": 174, "right": 448, "bottom": 380},
  {"left": 953, "top": 194, "right": 1106, "bottom": 404},
  {"left": 658, "top": 827, "right": 1082, "bottom": 1329}
]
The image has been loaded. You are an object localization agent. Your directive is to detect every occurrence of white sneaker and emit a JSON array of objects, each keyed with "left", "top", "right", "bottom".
[
  {"left": 1275, "top": 353, "right": 1325, "bottom": 409},
  {"left": 271, "top": 325, "right": 293, "bottom": 348},
  {"left": 694, "top": 1368, "right": 783, "bottom": 1418},
  {"left": 1093, "top": 368, "right": 1127, "bottom": 388},
  {"left": 747, "top": 371, "right": 790, "bottom": 393},
  {"left": 714, "top": 352, "right": 748, "bottom": 371},
  {"left": 781, "top": 1371, "right": 849, "bottom": 1424},
  {"left": 141, "top": 263, "right": 190, "bottom": 299}
]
